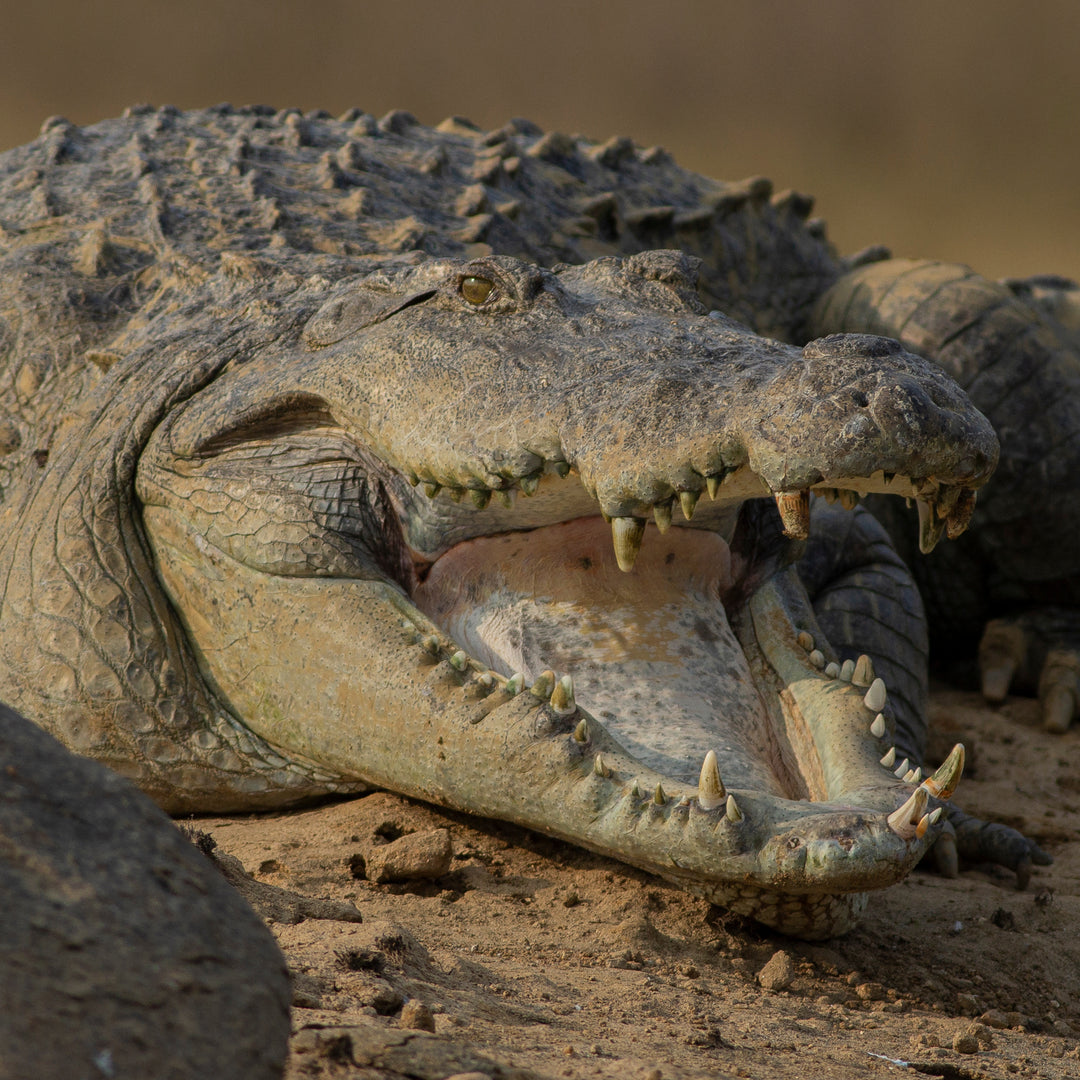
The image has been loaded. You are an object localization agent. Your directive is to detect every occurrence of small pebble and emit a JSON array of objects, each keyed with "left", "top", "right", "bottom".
[
  {"left": 757, "top": 949, "right": 795, "bottom": 992},
  {"left": 400, "top": 999, "right": 435, "bottom": 1032},
  {"left": 365, "top": 828, "right": 452, "bottom": 883}
]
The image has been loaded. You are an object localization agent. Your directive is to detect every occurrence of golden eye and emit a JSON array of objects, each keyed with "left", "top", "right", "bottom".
[{"left": 461, "top": 275, "right": 495, "bottom": 305}]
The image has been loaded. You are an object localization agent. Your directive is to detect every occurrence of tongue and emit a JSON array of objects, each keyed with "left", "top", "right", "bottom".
[{"left": 413, "top": 517, "right": 785, "bottom": 793}]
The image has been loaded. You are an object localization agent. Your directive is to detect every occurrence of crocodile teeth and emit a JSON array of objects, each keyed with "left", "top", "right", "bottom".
[
  {"left": 921, "top": 742, "right": 964, "bottom": 800},
  {"left": 839, "top": 489, "right": 860, "bottom": 510},
  {"left": 886, "top": 786, "right": 929, "bottom": 839},
  {"left": 449, "top": 650, "right": 469, "bottom": 671},
  {"left": 697, "top": 750, "right": 726, "bottom": 810},
  {"left": 839, "top": 659, "right": 855, "bottom": 682},
  {"left": 572, "top": 718, "right": 589, "bottom": 743},
  {"left": 893, "top": 757, "right": 910, "bottom": 778},
  {"left": 678, "top": 490, "right": 699, "bottom": 521},
  {"left": 519, "top": 474, "right": 540, "bottom": 496},
  {"left": 422, "top": 481, "right": 441, "bottom": 499},
  {"left": 706, "top": 474, "right": 721, "bottom": 499},
  {"left": 905, "top": 767, "right": 923, "bottom": 784},
  {"left": 774, "top": 490, "right": 810, "bottom": 539},
  {"left": 530, "top": 670, "right": 555, "bottom": 699},
  {"left": 870, "top": 713, "right": 886, "bottom": 738},
  {"left": 824, "top": 661, "right": 840, "bottom": 678},
  {"left": 550, "top": 674, "right": 576, "bottom": 715},
  {"left": 652, "top": 501, "right": 673, "bottom": 533},
  {"left": 420, "top": 634, "right": 440, "bottom": 656},
  {"left": 612, "top": 516, "right": 646, "bottom": 572},
  {"left": 863, "top": 677, "right": 887, "bottom": 713},
  {"left": 654, "top": 782, "right": 667, "bottom": 805},
  {"left": 880, "top": 746, "right": 896, "bottom": 768},
  {"left": 470, "top": 488, "right": 492, "bottom": 509},
  {"left": 554, "top": 460, "right": 571, "bottom": 478},
  {"left": 505, "top": 672, "right": 524, "bottom": 695},
  {"left": 594, "top": 753, "right": 611, "bottom": 778},
  {"left": 796, "top": 631, "right": 814, "bottom": 651},
  {"left": 946, "top": 488, "right": 977, "bottom": 539},
  {"left": 725, "top": 794, "right": 743, "bottom": 822},
  {"left": 808, "top": 649, "right": 825, "bottom": 669},
  {"left": 917, "top": 498, "right": 946, "bottom": 554},
  {"left": 495, "top": 488, "right": 516, "bottom": 509},
  {"left": 852, "top": 654, "right": 875, "bottom": 688}
]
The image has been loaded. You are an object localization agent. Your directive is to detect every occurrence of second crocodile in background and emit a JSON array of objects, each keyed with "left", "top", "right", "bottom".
[{"left": 0, "top": 105, "right": 1054, "bottom": 937}]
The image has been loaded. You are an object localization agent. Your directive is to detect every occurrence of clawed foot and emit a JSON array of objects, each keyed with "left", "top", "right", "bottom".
[
  {"left": 979, "top": 609, "right": 1080, "bottom": 731},
  {"left": 929, "top": 806, "right": 1052, "bottom": 890}
]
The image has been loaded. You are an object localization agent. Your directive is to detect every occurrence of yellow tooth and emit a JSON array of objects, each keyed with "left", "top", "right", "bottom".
[
  {"left": 946, "top": 488, "right": 977, "bottom": 539},
  {"left": 706, "top": 474, "right": 721, "bottom": 499},
  {"left": 697, "top": 750, "right": 726, "bottom": 810},
  {"left": 653, "top": 501, "right": 673, "bottom": 533},
  {"left": 922, "top": 743, "right": 964, "bottom": 800},
  {"left": 774, "top": 490, "right": 810, "bottom": 539},
  {"left": 725, "top": 794, "right": 743, "bottom": 822},
  {"left": 886, "top": 786, "right": 929, "bottom": 838},
  {"left": 678, "top": 490, "right": 699, "bottom": 520},
  {"left": 550, "top": 674, "right": 576, "bottom": 715},
  {"left": 611, "top": 516, "right": 646, "bottom": 572},
  {"left": 917, "top": 498, "right": 946, "bottom": 553},
  {"left": 573, "top": 718, "right": 589, "bottom": 743},
  {"left": 654, "top": 782, "right": 667, "bottom": 805},
  {"left": 839, "top": 489, "right": 860, "bottom": 510}
]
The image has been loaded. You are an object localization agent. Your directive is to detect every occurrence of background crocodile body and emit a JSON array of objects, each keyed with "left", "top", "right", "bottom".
[{"left": 0, "top": 105, "right": 1057, "bottom": 939}]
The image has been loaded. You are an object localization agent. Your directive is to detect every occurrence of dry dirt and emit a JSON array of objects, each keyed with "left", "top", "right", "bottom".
[{"left": 201, "top": 688, "right": 1080, "bottom": 1080}]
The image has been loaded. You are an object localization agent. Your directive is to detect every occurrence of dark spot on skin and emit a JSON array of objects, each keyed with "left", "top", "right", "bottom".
[
  {"left": 835, "top": 830, "right": 855, "bottom": 852},
  {"left": 786, "top": 836, "right": 802, "bottom": 850},
  {"left": 665, "top": 551, "right": 676, "bottom": 565},
  {"left": 693, "top": 618, "right": 717, "bottom": 642},
  {"left": 579, "top": 556, "right": 592, "bottom": 570}
]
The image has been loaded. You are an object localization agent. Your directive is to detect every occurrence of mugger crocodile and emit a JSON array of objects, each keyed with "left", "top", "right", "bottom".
[{"left": 0, "top": 105, "right": 1047, "bottom": 938}]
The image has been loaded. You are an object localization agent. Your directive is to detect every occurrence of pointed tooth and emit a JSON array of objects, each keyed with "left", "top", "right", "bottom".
[
  {"left": 470, "top": 488, "right": 492, "bottom": 509},
  {"left": 477, "top": 672, "right": 495, "bottom": 690},
  {"left": 594, "top": 753, "right": 610, "bottom": 777},
  {"left": 774, "top": 490, "right": 810, "bottom": 539},
  {"left": 653, "top": 782, "right": 667, "bottom": 805},
  {"left": 530, "top": 670, "right": 555, "bottom": 699},
  {"left": 903, "top": 768, "right": 916, "bottom": 782},
  {"left": 572, "top": 717, "right": 589, "bottom": 743},
  {"left": 725, "top": 794, "right": 743, "bottom": 822},
  {"left": 550, "top": 674, "right": 576, "bottom": 715},
  {"left": 495, "top": 488, "right": 516, "bottom": 508},
  {"left": 422, "top": 481, "right": 442, "bottom": 499},
  {"left": 909, "top": 767, "right": 923, "bottom": 784},
  {"left": 880, "top": 746, "right": 896, "bottom": 768},
  {"left": 946, "top": 488, "right": 977, "bottom": 539},
  {"left": 839, "top": 489, "right": 860, "bottom": 510},
  {"left": 852, "top": 654, "right": 875, "bottom": 688},
  {"left": 917, "top": 498, "right": 946, "bottom": 554},
  {"left": 630, "top": 780, "right": 642, "bottom": 798},
  {"left": 612, "top": 516, "right": 646, "bottom": 572},
  {"left": 929, "top": 807, "right": 943, "bottom": 825},
  {"left": 520, "top": 474, "right": 540, "bottom": 496},
  {"left": 796, "top": 631, "right": 814, "bottom": 652},
  {"left": 653, "top": 500, "right": 673, "bottom": 533},
  {"left": 449, "top": 486, "right": 466, "bottom": 503},
  {"left": 839, "top": 659, "right": 855, "bottom": 682},
  {"left": 887, "top": 786, "right": 929, "bottom": 838},
  {"left": 407, "top": 471, "right": 421, "bottom": 487},
  {"left": 921, "top": 742, "right": 964, "bottom": 801},
  {"left": 505, "top": 672, "right": 524, "bottom": 695},
  {"left": 679, "top": 490, "right": 699, "bottom": 520},
  {"left": 697, "top": 749, "right": 726, "bottom": 810},
  {"left": 821, "top": 487, "right": 839, "bottom": 504},
  {"left": 863, "top": 677, "right": 887, "bottom": 712},
  {"left": 870, "top": 713, "right": 886, "bottom": 738},
  {"left": 883, "top": 471, "right": 895, "bottom": 486},
  {"left": 449, "top": 650, "right": 469, "bottom": 671},
  {"left": 937, "top": 484, "right": 962, "bottom": 516},
  {"left": 824, "top": 662, "right": 840, "bottom": 678},
  {"left": 706, "top": 474, "right": 721, "bottom": 499},
  {"left": 916, "top": 812, "right": 931, "bottom": 839},
  {"left": 893, "top": 758, "right": 911, "bottom": 778},
  {"left": 554, "top": 460, "right": 571, "bottom": 478}
]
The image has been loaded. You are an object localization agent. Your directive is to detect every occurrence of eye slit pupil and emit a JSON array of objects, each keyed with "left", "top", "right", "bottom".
[{"left": 461, "top": 275, "right": 495, "bottom": 305}]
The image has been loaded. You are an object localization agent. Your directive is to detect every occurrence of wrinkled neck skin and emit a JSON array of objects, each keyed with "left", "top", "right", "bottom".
[{"left": 136, "top": 252, "right": 985, "bottom": 938}]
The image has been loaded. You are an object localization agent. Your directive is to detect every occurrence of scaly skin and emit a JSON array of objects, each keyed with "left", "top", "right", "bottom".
[
  {"left": 0, "top": 106, "right": 1040, "bottom": 936},
  {"left": 811, "top": 260, "right": 1080, "bottom": 735}
]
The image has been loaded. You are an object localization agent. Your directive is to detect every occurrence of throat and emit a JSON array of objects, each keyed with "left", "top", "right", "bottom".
[{"left": 413, "top": 517, "right": 785, "bottom": 793}]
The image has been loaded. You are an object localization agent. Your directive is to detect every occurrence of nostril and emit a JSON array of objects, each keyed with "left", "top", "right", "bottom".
[{"left": 851, "top": 390, "right": 869, "bottom": 408}]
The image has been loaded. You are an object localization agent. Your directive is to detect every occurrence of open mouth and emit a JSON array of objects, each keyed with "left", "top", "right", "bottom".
[{"left": 385, "top": 463, "right": 967, "bottom": 935}]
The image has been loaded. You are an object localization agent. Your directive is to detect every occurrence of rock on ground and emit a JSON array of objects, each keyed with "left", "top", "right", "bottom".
[{"left": 0, "top": 705, "right": 291, "bottom": 1080}]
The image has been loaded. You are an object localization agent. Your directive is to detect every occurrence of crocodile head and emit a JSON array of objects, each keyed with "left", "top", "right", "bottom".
[{"left": 133, "top": 249, "right": 995, "bottom": 937}]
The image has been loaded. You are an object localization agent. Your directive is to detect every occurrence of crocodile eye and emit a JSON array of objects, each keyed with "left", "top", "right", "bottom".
[{"left": 461, "top": 275, "right": 495, "bottom": 305}]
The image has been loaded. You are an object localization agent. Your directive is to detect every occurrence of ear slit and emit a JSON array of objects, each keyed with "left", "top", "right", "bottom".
[{"left": 303, "top": 286, "right": 438, "bottom": 347}]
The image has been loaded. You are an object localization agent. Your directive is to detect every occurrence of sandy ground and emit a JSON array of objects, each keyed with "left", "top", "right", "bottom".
[{"left": 202, "top": 688, "right": 1080, "bottom": 1080}]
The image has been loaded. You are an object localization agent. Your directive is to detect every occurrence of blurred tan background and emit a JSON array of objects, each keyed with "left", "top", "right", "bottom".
[{"left": 2, "top": 0, "right": 1077, "bottom": 279}]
